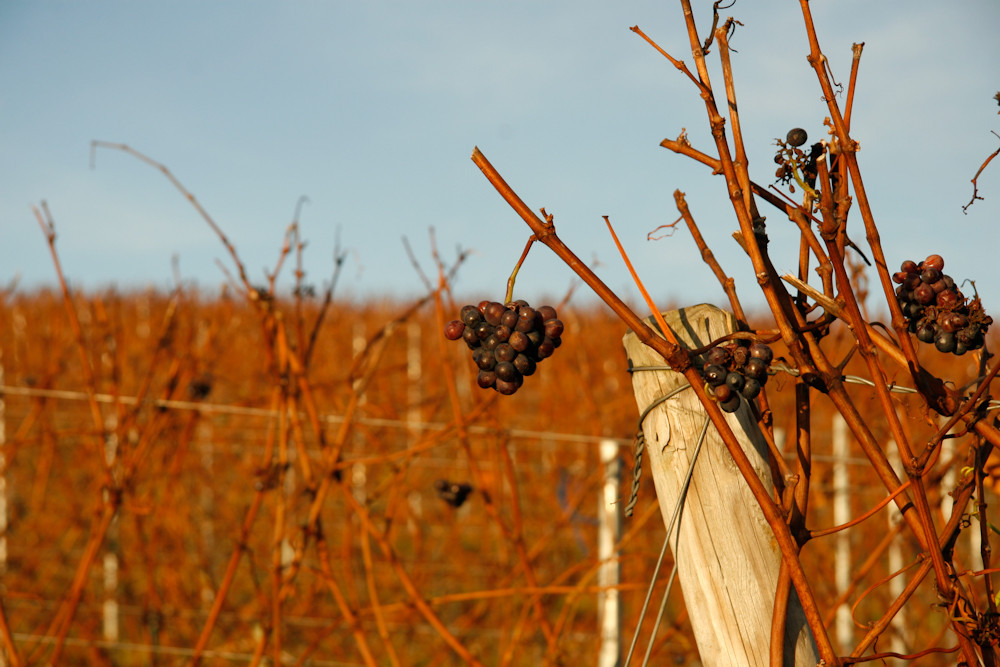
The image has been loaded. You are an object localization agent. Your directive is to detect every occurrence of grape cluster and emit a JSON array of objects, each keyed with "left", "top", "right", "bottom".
[
  {"left": 444, "top": 300, "right": 563, "bottom": 395},
  {"left": 894, "top": 254, "right": 992, "bottom": 355},
  {"left": 434, "top": 479, "right": 473, "bottom": 508},
  {"left": 701, "top": 340, "right": 774, "bottom": 413},
  {"left": 773, "top": 128, "right": 823, "bottom": 194}
]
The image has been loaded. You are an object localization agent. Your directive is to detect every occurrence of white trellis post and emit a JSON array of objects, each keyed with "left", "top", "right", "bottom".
[
  {"left": 832, "top": 415, "right": 852, "bottom": 653},
  {"left": 597, "top": 438, "right": 621, "bottom": 667},
  {"left": 886, "top": 441, "right": 907, "bottom": 661},
  {"left": 623, "top": 304, "right": 818, "bottom": 666},
  {"left": 352, "top": 323, "right": 368, "bottom": 507},
  {"left": 103, "top": 414, "right": 120, "bottom": 644}
]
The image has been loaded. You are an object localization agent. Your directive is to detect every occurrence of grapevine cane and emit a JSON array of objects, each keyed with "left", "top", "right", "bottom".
[
  {"left": 506, "top": 234, "right": 538, "bottom": 305},
  {"left": 470, "top": 145, "right": 838, "bottom": 662}
]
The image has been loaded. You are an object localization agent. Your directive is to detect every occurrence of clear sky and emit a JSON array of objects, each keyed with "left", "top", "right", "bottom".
[{"left": 2, "top": 1, "right": 998, "bottom": 314}]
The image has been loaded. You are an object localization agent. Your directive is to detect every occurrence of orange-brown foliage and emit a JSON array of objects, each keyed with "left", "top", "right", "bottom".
[{"left": 0, "top": 288, "right": 994, "bottom": 665}]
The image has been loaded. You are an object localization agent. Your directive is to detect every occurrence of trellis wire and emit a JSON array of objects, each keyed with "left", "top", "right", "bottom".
[
  {"left": 624, "top": 412, "right": 711, "bottom": 667},
  {"left": 0, "top": 385, "right": 631, "bottom": 448}
]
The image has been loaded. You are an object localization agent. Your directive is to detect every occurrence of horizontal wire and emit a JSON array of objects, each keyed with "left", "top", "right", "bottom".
[
  {"left": 10, "top": 631, "right": 363, "bottom": 666},
  {"left": 0, "top": 384, "right": 632, "bottom": 447}
]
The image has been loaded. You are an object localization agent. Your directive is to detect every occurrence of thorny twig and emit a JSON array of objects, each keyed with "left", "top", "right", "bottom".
[{"left": 963, "top": 131, "right": 1000, "bottom": 214}]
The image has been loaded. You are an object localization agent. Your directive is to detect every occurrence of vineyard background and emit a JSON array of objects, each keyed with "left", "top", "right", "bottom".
[{"left": 0, "top": 286, "right": 996, "bottom": 665}]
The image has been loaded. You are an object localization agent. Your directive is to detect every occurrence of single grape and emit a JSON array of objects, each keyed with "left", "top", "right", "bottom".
[
  {"left": 444, "top": 320, "right": 465, "bottom": 340},
  {"left": 892, "top": 271, "right": 907, "bottom": 284},
  {"left": 550, "top": 336, "right": 561, "bottom": 349},
  {"left": 475, "top": 321, "right": 492, "bottom": 340},
  {"left": 494, "top": 378, "right": 520, "bottom": 395},
  {"left": 513, "top": 354, "right": 536, "bottom": 376},
  {"left": 537, "top": 305, "right": 558, "bottom": 321},
  {"left": 526, "top": 330, "right": 544, "bottom": 347},
  {"left": 500, "top": 308, "right": 519, "bottom": 329},
  {"left": 940, "top": 312, "right": 969, "bottom": 333},
  {"left": 954, "top": 341, "right": 969, "bottom": 356},
  {"left": 495, "top": 361, "right": 519, "bottom": 383},
  {"left": 477, "top": 300, "right": 490, "bottom": 314},
  {"left": 748, "top": 342, "right": 773, "bottom": 365},
  {"left": 536, "top": 337, "right": 556, "bottom": 359},
  {"left": 462, "top": 327, "right": 480, "bottom": 348},
  {"left": 745, "top": 357, "right": 768, "bottom": 380},
  {"left": 912, "top": 283, "right": 935, "bottom": 305},
  {"left": 713, "top": 383, "right": 733, "bottom": 402},
  {"left": 515, "top": 307, "right": 537, "bottom": 333},
  {"left": 741, "top": 378, "right": 762, "bottom": 400},
  {"left": 477, "top": 370, "right": 497, "bottom": 389},
  {"left": 462, "top": 307, "right": 483, "bottom": 327},
  {"left": 706, "top": 346, "right": 732, "bottom": 367},
  {"left": 731, "top": 346, "right": 749, "bottom": 367},
  {"left": 484, "top": 301, "right": 506, "bottom": 326},
  {"left": 703, "top": 364, "right": 728, "bottom": 386},
  {"left": 923, "top": 254, "right": 944, "bottom": 271},
  {"left": 493, "top": 325, "right": 511, "bottom": 342},
  {"left": 786, "top": 128, "right": 808, "bottom": 147},
  {"left": 473, "top": 348, "right": 496, "bottom": 371},
  {"left": 902, "top": 273, "right": 921, "bottom": 290},
  {"left": 936, "top": 290, "right": 961, "bottom": 310},
  {"left": 725, "top": 371, "right": 746, "bottom": 392},
  {"left": 900, "top": 260, "right": 918, "bottom": 274},
  {"left": 920, "top": 267, "right": 941, "bottom": 284},
  {"left": 487, "top": 334, "right": 505, "bottom": 351},
  {"left": 509, "top": 330, "right": 530, "bottom": 352},
  {"left": 543, "top": 319, "right": 564, "bottom": 339},
  {"left": 494, "top": 343, "right": 516, "bottom": 363},
  {"left": 916, "top": 325, "right": 937, "bottom": 344},
  {"left": 934, "top": 331, "right": 957, "bottom": 354},
  {"left": 720, "top": 395, "right": 741, "bottom": 413}
]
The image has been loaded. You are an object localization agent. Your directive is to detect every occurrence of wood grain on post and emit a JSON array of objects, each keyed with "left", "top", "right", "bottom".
[{"left": 623, "top": 304, "right": 818, "bottom": 666}]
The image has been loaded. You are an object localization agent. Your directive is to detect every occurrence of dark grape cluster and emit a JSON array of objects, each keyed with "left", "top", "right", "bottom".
[
  {"left": 894, "top": 254, "right": 992, "bottom": 355},
  {"left": 434, "top": 479, "right": 473, "bottom": 508},
  {"left": 701, "top": 340, "right": 774, "bottom": 413},
  {"left": 773, "top": 127, "right": 823, "bottom": 194},
  {"left": 444, "top": 300, "right": 563, "bottom": 395}
]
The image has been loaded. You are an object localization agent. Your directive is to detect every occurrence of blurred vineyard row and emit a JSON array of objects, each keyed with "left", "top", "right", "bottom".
[{"left": 0, "top": 286, "right": 994, "bottom": 665}]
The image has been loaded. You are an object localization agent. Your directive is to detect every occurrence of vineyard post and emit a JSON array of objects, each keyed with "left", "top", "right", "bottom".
[
  {"left": 102, "top": 414, "right": 120, "bottom": 644},
  {"left": 597, "top": 438, "right": 622, "bottom": 667},
  {"left": 623, "top": 304, "right": 819, "bottom": 666},
  {"left": 832, "top": 416, "right": 852, "bottom": 652},
  {"left": 886, "top": 443, "right": 907, "bottom": 657}
]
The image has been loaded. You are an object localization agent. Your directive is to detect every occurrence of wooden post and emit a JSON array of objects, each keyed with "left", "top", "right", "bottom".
[
  {"left": 623, "top": 304, "right": 818, "bottom": 666},
  {"left": 597, "top": 439, "right": 622, "bottom": 667},
  {"left": 886, "top": 441, "right": 907, "bottom": 661},
  {"left": 832, "top": 416, "right": 852, "bottom": 652}
]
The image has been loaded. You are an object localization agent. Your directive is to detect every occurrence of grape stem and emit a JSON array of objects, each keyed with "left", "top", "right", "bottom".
[{"left": 506, "top": 233, "right": 539, "bottom": 304}]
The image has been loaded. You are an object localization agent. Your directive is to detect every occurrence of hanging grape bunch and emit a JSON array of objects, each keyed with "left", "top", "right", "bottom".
[
  {"left": 773, "top": 127, "right": 823, "bottom": 195},
  {"left": 443, "top": 300, "right": 563, "bottom": 395},
  {"left": 701, "top": 339, "right": 774, "bottom": 413},
  {"left": 894, "top": 254, "right": 992, "bottom": 355}
]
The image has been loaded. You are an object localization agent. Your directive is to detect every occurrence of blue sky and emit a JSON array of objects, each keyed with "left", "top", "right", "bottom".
[{"left": 2, "top": 1, "right": 998, "bottom": 314}]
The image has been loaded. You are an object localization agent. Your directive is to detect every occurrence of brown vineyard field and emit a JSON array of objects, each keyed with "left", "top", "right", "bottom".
[{"left": 0, "top": 287, "right": 995, "bottom": 665}]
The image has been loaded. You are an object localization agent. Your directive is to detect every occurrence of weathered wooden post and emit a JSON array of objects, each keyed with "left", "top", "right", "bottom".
[{"left": 623, "top": 304, "right": 818, "bottom": 666}]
